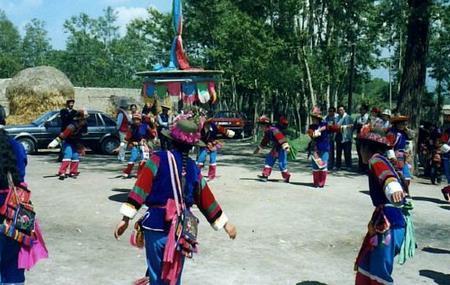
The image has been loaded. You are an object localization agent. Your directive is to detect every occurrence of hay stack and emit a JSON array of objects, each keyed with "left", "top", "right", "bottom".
[{"left": 6, "top": 66, "right": 74, "bottom": 124}]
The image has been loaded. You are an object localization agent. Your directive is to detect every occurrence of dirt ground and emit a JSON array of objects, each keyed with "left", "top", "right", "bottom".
[{"left": 24, "top": 142, "right": 449, "bottom": 285}]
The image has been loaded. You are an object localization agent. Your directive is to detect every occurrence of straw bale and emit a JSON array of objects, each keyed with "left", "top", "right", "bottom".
[{"left": 6, "top": 66, "right": 74, "bottom": 123}]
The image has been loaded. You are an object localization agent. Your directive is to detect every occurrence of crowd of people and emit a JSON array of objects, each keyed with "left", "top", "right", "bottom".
[{"left": 0, "top": 99, "right": 448, "bottom": 285}]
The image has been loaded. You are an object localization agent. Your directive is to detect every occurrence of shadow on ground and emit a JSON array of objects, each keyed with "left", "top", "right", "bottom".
[
  {"left": 289, "top": 181, "right": 316, "bottom": 187},
  {"left": 359, "top": 190, "right": 370, "bottom": 196},
  {"left": 296, "top": 282, "right": 328, "bottom": 285},
  {"left": 108, "top": 188, "right": 131, "bottom": 203},
  {"left": 413, "top": 196, "right": 448, "bottom": 205},
  {"left": 419, "top": 269, "right": 450, "bottom": 285},
  {"left": 422, "top": 247, "right": 450, "bottom": 254}
]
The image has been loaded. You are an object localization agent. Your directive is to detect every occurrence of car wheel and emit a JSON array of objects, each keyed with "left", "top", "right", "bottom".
[
  {"left": 101, "top": 137, "right": 120, "bottom": 155},
  {"left": 17, "top": 137, "right": 36, "bottom": 154}
]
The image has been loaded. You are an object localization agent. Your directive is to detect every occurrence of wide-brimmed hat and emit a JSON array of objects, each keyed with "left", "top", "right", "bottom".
[
  {"left": 310, "top": 107, "right": 323, "bottom": 120},
  {"left": 161, "top": 118, "right": 206, "bottom": 147},
  {"left": 161, "top": 104, "right": 171, "bottom": 110},
  {"left": 66, "top": 99, "right": 75, "bottom": 104},
  {"left": 258, "top": 115, "right": 271, "bottom": 125},
  {"left": 391, "top": 115, "right": 409, "bottom": 124},
  {"left": 358, "top": 124, "right": 392, "bottom": 147},
  {"left": 381, "top": 109, "right": 391, "bottom": 117}
]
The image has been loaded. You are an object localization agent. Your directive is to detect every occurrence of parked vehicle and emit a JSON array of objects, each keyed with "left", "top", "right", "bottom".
[
  {"left": 210, "top": 111, "right": 253, "bottom": 138},
  {"left": 5, "top": 110, "right": 120, "bottom": 155}
]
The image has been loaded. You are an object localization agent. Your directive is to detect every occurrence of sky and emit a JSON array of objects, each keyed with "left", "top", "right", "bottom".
[{"left": 0, "top": 0, "right": 172, "bottom": 50}]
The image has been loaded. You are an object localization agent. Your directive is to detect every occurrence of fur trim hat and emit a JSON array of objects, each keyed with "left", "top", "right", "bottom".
[{"left": 161, "top": 116, "right": 206, "bottom": 147}]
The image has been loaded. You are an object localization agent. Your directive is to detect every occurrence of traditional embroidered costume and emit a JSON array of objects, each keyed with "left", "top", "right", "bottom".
[
  {"left": 196, "top": 119, "right": 235, "bottom": 181},
  {"left": 115, "top": 116, "right": 235, "bottom": 285},
  {"left": 354, "top": 125, "right": 414, "bottom": 285},
  {"left": 386, "top": 116, "right": 412, "bottom": 185},
  {"left": 123, "top": 113, "right": 157, "bottom": 178},
  {"left": 116, "top": 104, "right": 131, "bottom": 162},
  {"left": 439, "top": 130, "right": 450, "bottom": 201},
  {"left": 49, "top": 110, "right": 88, "bottom": 180},
  {"left": 256, "top": 116, "right": 291, "bottom": 182},
  {"left": 307, "top": 109, "right": 331, "bottom": 187}
]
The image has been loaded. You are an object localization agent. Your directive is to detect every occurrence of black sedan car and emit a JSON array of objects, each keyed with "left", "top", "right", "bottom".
[{"left": 5, "top": 110, "right": 120, "bottom": 154}]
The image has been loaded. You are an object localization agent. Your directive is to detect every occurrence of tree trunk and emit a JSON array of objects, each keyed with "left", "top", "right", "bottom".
[
  {"left": 436, "top": 79, "right": 443, "bottom": 124},
  {"left": 397, "top": 0, "right": 431, "bottom": 176},
  {"left": 326, "top": 83, "right": 331, "bottom": 110},
  {"left": 295, "top": 93, "right": 302, "bottom": 136},
  {"left": 301, "top": 46, "right": 316, "bottom": 108},
  {"left": 397, "top": 0, "right": 431, "bottom": 130},
  {"left": 347, "top": 43, "right": 356, "bottom": 114}
]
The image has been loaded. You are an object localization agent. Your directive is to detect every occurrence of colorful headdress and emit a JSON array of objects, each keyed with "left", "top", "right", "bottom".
[
  {"left": 371, "top": 107, "right": 380, "bottom": 114},
  {"left": 358, "top": 124, "right": 393, "bottom": 147},
  {"left": 161, "top": 115, "right": 205, "bottom": 147},
  {"left": 258, "top": 115, "right": 271, "bottom": 125}
]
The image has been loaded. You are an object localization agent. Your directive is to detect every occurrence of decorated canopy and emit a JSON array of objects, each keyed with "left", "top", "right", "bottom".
[{"left": 137, "top": 0, "right": 224, "bottom": 110}]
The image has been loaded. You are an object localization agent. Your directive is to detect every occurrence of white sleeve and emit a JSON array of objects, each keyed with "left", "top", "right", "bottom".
[
  {"left": 386, "top": 149, "right": 396, "bottom": 160},
  {"left": 212, "top": 213, "right": 229, "bottom": 231},
  {"left": 384, "top": 181, "right": 403, "bottom": 205},
  {"left": 120, "top": 203, "right": 137, "bottom": 219}
]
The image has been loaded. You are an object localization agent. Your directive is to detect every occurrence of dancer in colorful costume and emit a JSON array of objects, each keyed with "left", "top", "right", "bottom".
[
  {"left": 254, "top": 116, "right": 291, "bottom": 182},
  {"left": 122, "top": 113, "right": 157, "bottom": 178},
  {"left": 386, "top": 116, "right": 412, "bottom": 187},
  {"left": 354, "top": 124, "right": 414, "bottom": 285},
  {"left": 307, "top": 108, "right": 332, "bottom": 188},
  {"left": 114, "top": 116, "right": 236, "bottom": 285},
  {"left": 197, "top": 118, "right": 235, "bottom": 181},
  {"left": 439, "top": 128, "right": 450, "bottom": 201},
  {"left": 49, "top": 110, "right": 88, "bottom": 180},
  {"left": 116, "top": 101, "right": 131, "bottom": 162}
]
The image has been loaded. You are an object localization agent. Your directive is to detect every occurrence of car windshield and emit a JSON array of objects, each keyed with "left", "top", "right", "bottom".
[{"left": 32, "top": 111, "right": 56, "bottom": 125}]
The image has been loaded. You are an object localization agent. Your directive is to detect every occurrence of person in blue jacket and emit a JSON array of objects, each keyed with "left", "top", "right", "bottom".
[{"left": 0, "top": 114, "right": 28, "bottom": 285}]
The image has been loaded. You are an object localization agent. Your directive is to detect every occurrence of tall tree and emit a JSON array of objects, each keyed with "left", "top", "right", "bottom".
[
  {"left": 397, "top": 0, "right": 432, "bottom": 129},
  {"left": 22, "top": 19, "right": 52, "bottom": 68}
]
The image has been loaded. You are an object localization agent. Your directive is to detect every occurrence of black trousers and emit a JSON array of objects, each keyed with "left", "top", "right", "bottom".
[
  {"left": 336, "top": 141, "right": 352, "bottom": 169},
  {"left": 328, "top": 140, "right": 335, "bottom": 169}
]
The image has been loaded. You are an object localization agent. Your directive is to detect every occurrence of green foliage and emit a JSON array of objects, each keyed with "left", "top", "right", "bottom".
[
  {"left": 0, "top": 10, "right": 23, "bottom": 77},
  {"left": 22, "top": 19, "right": 52, "bottom": 68}
]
